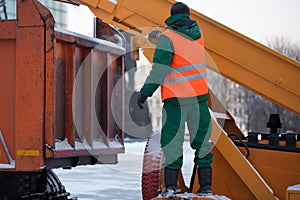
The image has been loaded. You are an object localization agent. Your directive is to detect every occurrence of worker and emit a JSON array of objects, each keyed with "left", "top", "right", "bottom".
[{"left": 137, "top": 1, "right": 213, "bottom": 198}]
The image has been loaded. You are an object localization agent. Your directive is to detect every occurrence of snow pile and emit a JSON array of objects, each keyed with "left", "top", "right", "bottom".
[
  {"left": 55, "top": 137, "right": 124, "bottom": 151},
  {"left": 55, "top": 139, "right": 73, "bottom": 150}
]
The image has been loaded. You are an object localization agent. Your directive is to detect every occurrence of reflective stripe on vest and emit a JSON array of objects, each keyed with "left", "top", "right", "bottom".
[
  {"left": 164, "top": 62, "right": 206, "bottom": 84},
  {"left": 161, "top": 29, "right": 208, "bottom": 101}
]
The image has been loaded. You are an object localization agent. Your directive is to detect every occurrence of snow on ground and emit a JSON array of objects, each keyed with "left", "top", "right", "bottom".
[{"left": 54, "top": 141, "right": 195, "bottom": 200}]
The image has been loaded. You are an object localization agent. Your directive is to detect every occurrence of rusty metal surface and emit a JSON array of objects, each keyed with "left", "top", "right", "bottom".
[
  {"left": 51, "top": 28, "right": 125, "bottom": 156},
  {"left": 48, "top": 15, "right": 125, "bottom": 164},
  {"left": 0, "top": 20, "right": 16, "bottom": 39},
  {"left": 0, "top": 0, "right": 125, "bottom": 171},
  {"left": 0, "top": 22, "right": 16, "bottom": 167}
]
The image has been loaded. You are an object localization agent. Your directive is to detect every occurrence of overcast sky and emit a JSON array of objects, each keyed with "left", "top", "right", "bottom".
[
  {"left": 67, "top": 0, "right": 300, "bottom": 46},
  {"left": 181, "top": 0, "right": 300, "bottom": 45}
]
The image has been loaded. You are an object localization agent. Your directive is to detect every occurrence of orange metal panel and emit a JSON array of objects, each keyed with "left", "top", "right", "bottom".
[
  {"left": 72, "top": 45, "right": 85, "bottom": 142},
  {"left": 286, "top": 186, "right": 300, "bottom": 200},
  {"left": 15, "top": 0, "right": 46, "bottom": 171},
  {"left": 93, "top": 49, "right": 108, "bottom": 143},
  {"left": 100, "top": 55, "right": 110, "bottom": 145},
  {"left": 49, "top": 28, "right": 125, "bottom": 164},
  {"left": 106, "top": 54, "right": 115, "bottom": 143},
  {"left": 120, "top": 0, "right": 171, "bottom": 26},
  {"left": 53, "top": 42, "right": 67, "bottom": 141},
  {"left": 106, "top": 54, "right": 125, "bottom": 142},
  {"left": 82, "top": 0, "right": 99, "bottom": 8},
  {"left": 0, "top": 32, "right": 16, "bottom": 166},
  {"left": 113, "top": 55, "right": 125, "bottom": 144},
  {"left": 84, "top": 48, "right": 93, "bottom": 146},
  {"left": 97, "top": 0, "right": 115, "bottom": 13},
  {"left": 88, "top": 6, "right": 114, "bottom": 23},
  {"left": 17, "top": 0, "right": 44, "bottom": 27},
  {"left": 65, "top": 44, "right": 76, "bottom": 147},
  {"left": 210, "top": 120, "right": 275, "bottom": 199},
  {"left": 209, "top": 147, "right": 256, "bottom": 200},
  {"left": 45, "top": 45, "right": 56, "bottom": 159},
  {"left": 40, "top": 2, "right": 56, "bottom": 158},
  {"left": 34, "top": 0, "right": 55, "bottom": 52},
  {"left": 0, "top": 20, "right": 16, "bottom": 39},
  {"left": 246, "top": 148, "right": 300, "bottom": 200}
]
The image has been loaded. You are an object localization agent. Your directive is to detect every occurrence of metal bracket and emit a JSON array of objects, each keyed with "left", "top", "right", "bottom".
[{"left": 45, "top": 143, "right": 56, "bottom": 153}]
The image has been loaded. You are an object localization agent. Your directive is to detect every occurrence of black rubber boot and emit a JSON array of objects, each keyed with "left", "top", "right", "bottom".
[
  {"left": 197, "top": 166, "right": 212, "bottom": 196},
  {"left": 162, "top": 167, "right": 178, "bottom": 197}
]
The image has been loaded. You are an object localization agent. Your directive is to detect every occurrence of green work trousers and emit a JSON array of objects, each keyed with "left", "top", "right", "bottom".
[{"left": 161, "top": 100, "right": 213, "bottom": 169}]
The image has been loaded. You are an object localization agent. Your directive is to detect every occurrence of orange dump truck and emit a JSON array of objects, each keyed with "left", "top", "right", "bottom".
[{"left": 0, "top": 0, "right": 125, "bottom": 199}]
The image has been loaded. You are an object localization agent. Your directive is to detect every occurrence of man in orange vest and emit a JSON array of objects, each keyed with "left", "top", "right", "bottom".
[{"left": 138, "top": 2, "right": 213, "bottom": 197}]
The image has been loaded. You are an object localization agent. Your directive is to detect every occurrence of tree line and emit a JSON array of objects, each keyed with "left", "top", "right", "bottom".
[{"left": 225, "top": 37, "right": 300, "bottom": 134}]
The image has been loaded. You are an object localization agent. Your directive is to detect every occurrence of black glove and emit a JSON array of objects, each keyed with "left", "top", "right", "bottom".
[{"left": 137, "top": 92, "right": 148, "bottom": 109}]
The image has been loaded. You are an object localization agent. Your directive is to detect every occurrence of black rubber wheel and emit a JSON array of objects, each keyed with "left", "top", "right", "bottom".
[
  {"left": 141, "top": 132, "right": 162, "bottom": 200},
  {"left": 46, "top": 169, "right": 71, "bottom": 200}
]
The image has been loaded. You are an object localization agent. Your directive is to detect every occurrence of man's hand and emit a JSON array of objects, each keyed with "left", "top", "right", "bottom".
[{"left": 137, "top": 92, "right": 148, "bottom": 109}]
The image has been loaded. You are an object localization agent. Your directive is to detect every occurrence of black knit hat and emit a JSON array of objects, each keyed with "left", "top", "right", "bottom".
[{"left": 171, "top": 2, "right": 190, "bottom": 16}]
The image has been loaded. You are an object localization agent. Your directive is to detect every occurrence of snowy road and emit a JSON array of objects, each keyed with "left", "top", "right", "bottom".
[{"left": 54, "top": 141, "right": 195, "bottom": 200}]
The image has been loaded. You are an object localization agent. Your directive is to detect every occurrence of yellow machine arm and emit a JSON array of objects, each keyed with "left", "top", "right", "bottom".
[{"left": 77, "top": 0, "right": 300, "bottom": 116}]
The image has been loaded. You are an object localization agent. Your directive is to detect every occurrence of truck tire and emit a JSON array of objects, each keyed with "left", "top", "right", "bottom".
[{"left": 141, "top": 132, "right": 162, "bottom": 200}]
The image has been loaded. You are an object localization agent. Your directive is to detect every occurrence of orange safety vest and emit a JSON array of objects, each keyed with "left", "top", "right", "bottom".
[{"left": 160, "top": 29, "right": 208, "bottom": 101}]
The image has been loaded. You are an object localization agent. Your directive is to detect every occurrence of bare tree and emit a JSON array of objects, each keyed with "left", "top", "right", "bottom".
[
  {"left": 267, "top": 37, "right": 300, "bottom": 62},
  {"left": 264, "top": 37, "right": 300, "bottom": 132},
  {"left": 226, "top": 37, "right": 300, "bottom": 134}
]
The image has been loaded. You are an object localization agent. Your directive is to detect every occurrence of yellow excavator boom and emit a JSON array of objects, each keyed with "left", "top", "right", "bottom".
[{"left": 76, "top": 0, "right": 300, "bottom": 116}]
